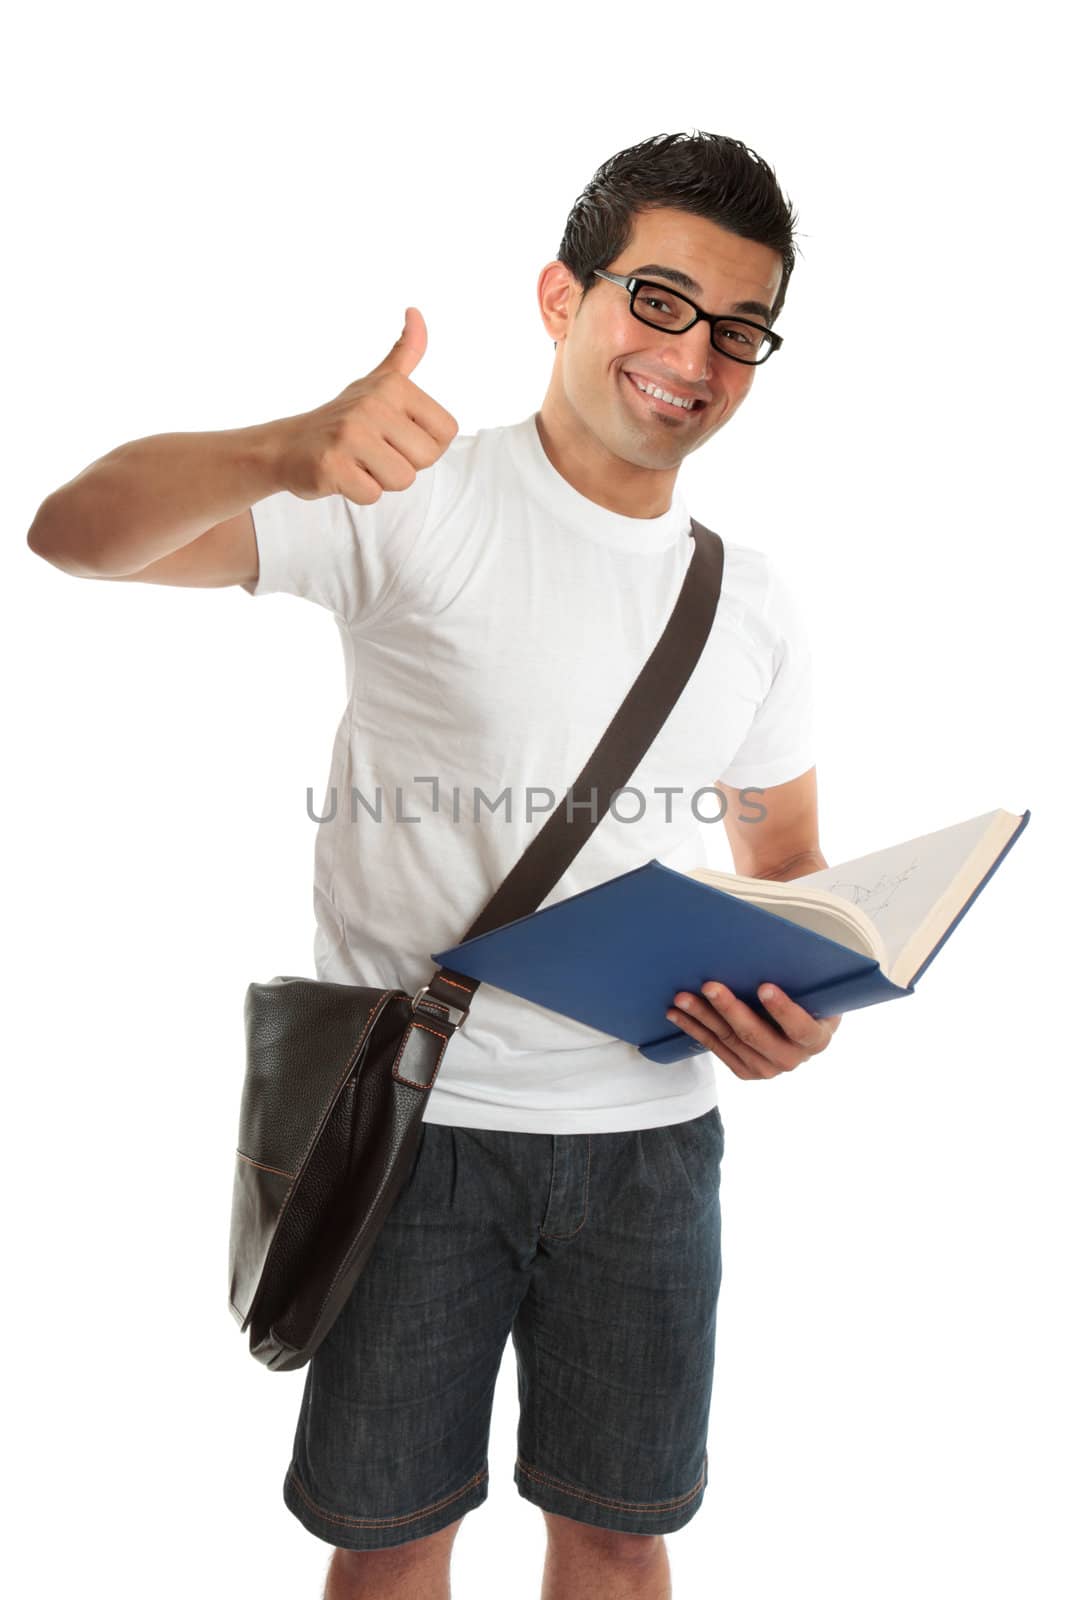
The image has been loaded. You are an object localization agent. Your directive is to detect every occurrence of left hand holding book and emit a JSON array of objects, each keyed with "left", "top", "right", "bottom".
[
  {"left": 667, "top": 981, "right": 843, "bottom": 1081},
  {"left": 431, "top": 808, "right": 1029, "bottom": 1064}
]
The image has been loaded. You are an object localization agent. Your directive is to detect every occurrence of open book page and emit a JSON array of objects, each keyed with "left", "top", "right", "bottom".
[
  {"left": 686, "top": 867, "right": 883, "bottom": 962},
  {"left": 730, "top": 898, "right": 880, "bottom": 959},
  {"left": 787, "top": 809, "right": 1015, "bottom": 985}
]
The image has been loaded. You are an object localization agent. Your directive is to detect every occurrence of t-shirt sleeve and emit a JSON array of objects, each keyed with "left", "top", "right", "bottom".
[
  {"left": 716, "top": 559, "right": 816, "bottom": 789},
  {"left": 240, "top": 461, "right": 439, "bottom": 629}
]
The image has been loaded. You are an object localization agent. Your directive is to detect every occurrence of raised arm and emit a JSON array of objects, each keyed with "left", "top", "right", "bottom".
[{"left": 25, "top": 307, "right": 458, "bottom": 588}]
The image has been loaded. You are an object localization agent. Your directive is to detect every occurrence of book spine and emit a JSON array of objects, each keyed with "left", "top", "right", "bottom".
[
  {"left": 795, "top": 967, "right": 912, "bottom": 1018},
  {"left": 639, "top": 1031, "right": 717, "bottom": 1064}
]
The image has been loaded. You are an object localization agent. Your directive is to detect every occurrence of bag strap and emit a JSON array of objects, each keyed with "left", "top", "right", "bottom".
[{"left": 421, "top": 517, "right": 724, "bottom": 1025}]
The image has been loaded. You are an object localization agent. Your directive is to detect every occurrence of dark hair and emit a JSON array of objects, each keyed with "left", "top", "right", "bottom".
[{"left": 555, "top": 129, "right": 799, "bottom": 329}]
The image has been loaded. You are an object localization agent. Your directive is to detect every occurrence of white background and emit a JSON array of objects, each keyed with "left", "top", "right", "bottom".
[{"left": 4, "top": 2, "right": 1060, "bottom": 1596}]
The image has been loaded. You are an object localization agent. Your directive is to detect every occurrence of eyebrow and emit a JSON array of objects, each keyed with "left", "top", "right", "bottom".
[{"left": 627, "top": 262, "right": 773, "bottom": 323}]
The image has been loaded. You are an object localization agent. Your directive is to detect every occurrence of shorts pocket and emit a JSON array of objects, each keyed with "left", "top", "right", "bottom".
[
  {"left": 709, "top": 1103, "right": 724, "bottom": 1151},
  {"left": 666, "top": 1107, "right": 724, "bottom": 1197}
]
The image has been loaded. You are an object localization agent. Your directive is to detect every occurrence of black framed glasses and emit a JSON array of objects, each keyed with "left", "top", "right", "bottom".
[{"left": 593, "top": 269, "right": 783, "bottom": 365}]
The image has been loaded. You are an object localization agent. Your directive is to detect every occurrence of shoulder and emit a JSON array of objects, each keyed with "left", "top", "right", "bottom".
[
  {"left": 424, "top": 417, "right": 511, "bottom": 505},
  {"left": 357, "top": 415, "right": 507, "bottom": 554},
  {"left": 718, "top": 538, "right": 812, "bottom": 657}
]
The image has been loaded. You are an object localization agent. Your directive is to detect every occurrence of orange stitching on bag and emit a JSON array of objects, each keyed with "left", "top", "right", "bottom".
[
  {"left": 515, "top": 1453, "right": 706, "bottom": 1513},
  {"left": 287, "top": 1462, "right": 487, "bottom": 1529},
  {"left": 418, "top": 1025, "right": 450, "bottom": 1092},
  {"left": 236, "top": 1150, "right": 296, "bottom": 1181},
  {"left": 288, "top": 990, "right": 395, "bottom": 1180},
  {"left": 245, "top": 990, "right": 397, "bottom": 1319},
  {"left": 396, "top": 1014, "right": 448, "bottom": 1060},
  {"left": 392, "top": 1018, "right": 448, "bottom": 1089},
  {"left": 303, "top": 1004, "right": 454, "bottom": 1352},
  {"left": 436, "top": 974, "right": 473, "bottom": 993}
]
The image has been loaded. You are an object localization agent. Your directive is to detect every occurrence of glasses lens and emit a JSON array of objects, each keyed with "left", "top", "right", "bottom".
[
  {"left": 631, "top": 284, "right": 696, "bottom": 332},
  {"left": 711, "top": 321, "right": 773, "bottom": 364},
  {"left": 631, "top": 285, "right": 774, "bottom": 363}
]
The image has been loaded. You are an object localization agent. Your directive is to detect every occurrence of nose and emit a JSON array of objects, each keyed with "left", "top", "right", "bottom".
[{"left": 657, "top": 317, "right": 716, "bottom": 389}]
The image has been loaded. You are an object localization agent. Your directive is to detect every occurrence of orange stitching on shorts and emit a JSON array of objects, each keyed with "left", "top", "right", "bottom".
[
  {"left": 236, "top": 1150, "right": 296, "bottom": 1181},
  {"left": 515, "top": 1453, "right": 706, "bottom": 1514},
  {"left": 287, "top": 1462, "right": 487, "bottom": 1529}
]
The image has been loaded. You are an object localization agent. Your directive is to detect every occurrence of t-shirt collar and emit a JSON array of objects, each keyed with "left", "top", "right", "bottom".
[{"left": 505, "top": 412, "right": 694, "bottom": 554}]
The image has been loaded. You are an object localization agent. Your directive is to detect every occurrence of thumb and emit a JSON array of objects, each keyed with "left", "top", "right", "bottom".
[{"left": 369, "top": 305, "right": 427, "bottom": 379}]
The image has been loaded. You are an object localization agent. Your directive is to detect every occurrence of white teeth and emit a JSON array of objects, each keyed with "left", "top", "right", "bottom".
[{"left": 630, "top": 375, "right": 695, "bottom": 410}]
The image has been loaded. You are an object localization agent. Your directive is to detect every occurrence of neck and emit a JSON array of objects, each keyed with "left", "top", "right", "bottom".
[{"left": 534, "top": 398, "right": 678, "bottom": 519}]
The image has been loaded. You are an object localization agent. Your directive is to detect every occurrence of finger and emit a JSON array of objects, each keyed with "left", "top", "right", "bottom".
[
  {"left": 757, "top": 985, "right": 836, "bottom": 1053},
  {"left": 710, "top": 1036, "right": 761, "bottom": 1080},
  {"left": 668, "top": 999, "right": 781, "bottom": 1078},
  {"left": 380, "top": 371, "right": 460, "bottom": 450},
  {"left": 669, "top": 994, "right": 729, "bottom": 1042},
  {"left": 666, "top": 1006, "right": 766, "bottom": 1080},
  {"left": 698, "top": 985, "right": 806, "bottom": 1070},
  {"left": 328, "top": 457, "right": 393, "bottom": 503},
  {"left": 343, "top": 307, "right": 457, "bottom": 450},
  {"left": 368, "top": 306, "right": 428, "bottom": 381},
  {"left": 331, "top": 413, "right": 452, "bottom": 499},
  {"left": 373, "top": 405, "right": 456, "bottom": 472},
  {"left": 340, "top": 431, "right": 427, "bottom": 496}
]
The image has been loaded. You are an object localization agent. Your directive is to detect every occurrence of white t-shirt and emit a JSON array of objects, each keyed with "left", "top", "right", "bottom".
[{"left": 242, "top": 411, "right": 816, "bottom": 1132}]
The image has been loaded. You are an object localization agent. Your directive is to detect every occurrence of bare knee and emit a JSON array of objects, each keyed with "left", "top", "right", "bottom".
[
  {"left": 543, "top": 1509, "right": 663, "bottom": 1562},
  {"left": 326, "top": 1516, "right": 463, "bottom": 1591}
]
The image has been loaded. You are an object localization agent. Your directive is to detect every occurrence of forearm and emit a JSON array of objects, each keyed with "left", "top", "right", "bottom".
[{"left": 26, "top": 420, "right": 289, "bottom": 577}]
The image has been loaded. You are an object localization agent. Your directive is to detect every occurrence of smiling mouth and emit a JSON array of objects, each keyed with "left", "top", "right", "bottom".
[{"left": 622, "top": 370, "right": 707, "bottom": 418}]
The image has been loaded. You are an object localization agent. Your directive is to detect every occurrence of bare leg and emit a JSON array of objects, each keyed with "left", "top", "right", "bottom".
[
  {"left": 322, "top": 1516, "right": 463, "bottom": 1600},
  {"left": 541, "top": 1512, "right": 671, "bottom": 1600}
]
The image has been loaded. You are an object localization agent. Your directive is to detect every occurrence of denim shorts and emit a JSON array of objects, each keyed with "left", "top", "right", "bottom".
[{"left": 282, "top": 1103, "right": 725, "bottom": 1550}]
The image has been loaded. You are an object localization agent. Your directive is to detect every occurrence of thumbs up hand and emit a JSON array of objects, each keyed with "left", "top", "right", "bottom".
[{"left": 276, "top": 308, "right": 460, "bottom": 503}]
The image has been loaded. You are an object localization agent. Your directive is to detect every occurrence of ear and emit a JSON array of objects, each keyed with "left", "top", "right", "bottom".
[{"left": 537, "top": 260, "right": 583, "bottom": 344}]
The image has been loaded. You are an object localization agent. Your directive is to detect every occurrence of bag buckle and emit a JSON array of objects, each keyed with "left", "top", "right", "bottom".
[{"left": 411, "top": 985, "right": 469, "bottom": 1030}]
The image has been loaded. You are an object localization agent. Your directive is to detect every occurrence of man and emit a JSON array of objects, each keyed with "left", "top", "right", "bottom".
[{"left": 28, "top": 130, "right": 841, "bottom": 1600}]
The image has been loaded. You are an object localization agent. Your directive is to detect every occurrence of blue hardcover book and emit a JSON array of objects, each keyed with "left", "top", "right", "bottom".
[{"left": 432, "top": 807, "right": 1031, "bottom": 1063}]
